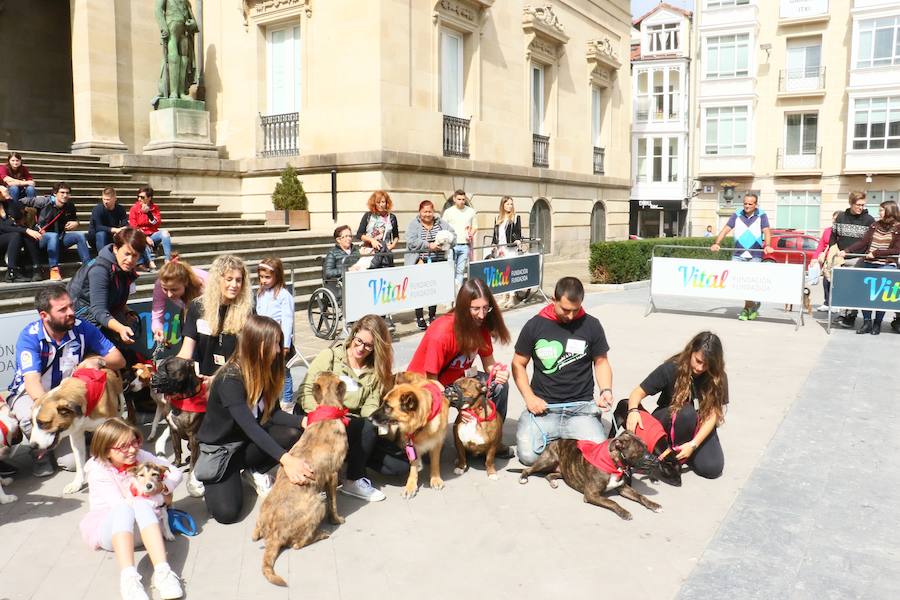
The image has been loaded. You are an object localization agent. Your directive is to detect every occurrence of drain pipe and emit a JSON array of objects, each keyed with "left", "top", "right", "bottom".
[{"left": 331, "top": 169, "right": 338, "bottom": 222}]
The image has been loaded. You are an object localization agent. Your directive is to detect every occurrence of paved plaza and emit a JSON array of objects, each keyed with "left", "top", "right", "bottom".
[{"left": 2, "top": 263, "right": 898, "bottom": 600}]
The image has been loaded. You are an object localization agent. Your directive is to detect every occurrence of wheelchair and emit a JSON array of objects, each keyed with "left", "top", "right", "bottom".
[{"left": 306, "top": 258, "right": 344, "bottom": 340}]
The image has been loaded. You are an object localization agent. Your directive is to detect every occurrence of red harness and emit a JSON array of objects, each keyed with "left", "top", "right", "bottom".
[
  {"left": 305, "top": 405, "right": 350, "bottom": 426},
  {"left": 576, "top": 440, "right": 625, "bottom": 477},
  {"left": 405, "top": 382, "right": 445, "bottom": 462},
  {"left": 72, "top": 368, "right": 108, "bottom": 415},
  {"left": 168, "top": 383, "right": 207, "bottom": 413},
  {"left": 462, "top": 399, "right": 497, "bottom": 423}
]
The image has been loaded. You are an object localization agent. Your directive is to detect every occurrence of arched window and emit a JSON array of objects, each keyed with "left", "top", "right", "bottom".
[
  {"left": 590, "top": 202, "right": 606, "bottom": 244},
  {"left": 529, "top": 198, "right": 552, "bottom": 254}
]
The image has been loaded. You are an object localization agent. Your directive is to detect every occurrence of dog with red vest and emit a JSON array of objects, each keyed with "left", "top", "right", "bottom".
[
  {"left": 29, "top": 359, "right": 124, "bottom": 494},
  {"left": 446, "top": 371, "right": 505, "bottom": 480}
]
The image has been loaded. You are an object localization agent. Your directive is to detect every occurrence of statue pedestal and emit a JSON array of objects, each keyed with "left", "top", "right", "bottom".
[{"left": 143, "top": 102, "right": 218, "bottom": 157}]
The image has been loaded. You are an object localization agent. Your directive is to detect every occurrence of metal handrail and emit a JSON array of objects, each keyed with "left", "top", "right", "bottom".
[{"left": 778, "top": 66, "right": 826, "bottom": 92}]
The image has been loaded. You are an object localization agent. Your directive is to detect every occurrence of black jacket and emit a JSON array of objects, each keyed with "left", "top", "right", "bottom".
[
  {"left": 88, "top": 203, "right": 128, "bottom": 238},
  {"left": 833, "top": 208, "right": 875, "bottom": 250},
  {"left": 490, "top": 215, "right": 522, "bottom": 246},
  {"left": 323, "top": 244, "right": 360, "bottom": 281},
  {"left": 356, "top": 212, "right": 399, "bottom": 244},
  {"left": 37, "top": 197, "right": 78, "bottom": 238},
  {"left": 67, "top": 244, "right": 138, "bottom": 328},
  {"left": 0, "top": 202, "right": 29, "bottom": 235}
]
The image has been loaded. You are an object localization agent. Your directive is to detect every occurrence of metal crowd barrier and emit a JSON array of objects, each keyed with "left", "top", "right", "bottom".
[
  {"left": 467, "top": 236, "right": 550, "bottom": 304},
  {"left": 825, "top": 252, "right": 900, "bottom": 334}
]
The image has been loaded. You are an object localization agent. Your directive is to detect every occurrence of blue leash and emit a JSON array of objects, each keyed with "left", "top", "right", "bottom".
[{"left": 530, "top": 401, "right": 594, "bottom": 454}]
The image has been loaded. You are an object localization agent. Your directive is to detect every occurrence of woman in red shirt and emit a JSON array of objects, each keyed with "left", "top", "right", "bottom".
[{"left": 128, "top": 186, "right": 171, "bottom": 270}]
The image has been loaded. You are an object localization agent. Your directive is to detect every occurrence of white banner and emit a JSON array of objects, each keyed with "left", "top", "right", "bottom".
[
  {"left": 0, "top": 309, "right": 39, "bottom": 393},
  {"left": 343, "top": 261, "right": 456, "bottom": 321},
  {"left": 650, "top": 257, "right": 803, "bottom": 305}
]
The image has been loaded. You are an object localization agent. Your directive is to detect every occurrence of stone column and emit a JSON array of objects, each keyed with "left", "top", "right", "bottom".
[{"left": 69, "top": 0, "right": 128, "bottom": 155}]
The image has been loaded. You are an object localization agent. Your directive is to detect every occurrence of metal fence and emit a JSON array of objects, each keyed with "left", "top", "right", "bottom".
[
  {"left": 778, "top": 66, "right": 826, "bottom": 93},
  {"left": 259, "top": 112, "right": 300, "bottom": 157},
  {"left": 593, "top": 146, "right": 605, "bottom": 175},
  {"left": 532, "top": 133, "right": 549, "bottom": 168},
  {"left": 776, "top": 146, "right": 822, "bottom": 170},
  {"left": 442, "top": 115, "right": 470, "bottom": 158}
]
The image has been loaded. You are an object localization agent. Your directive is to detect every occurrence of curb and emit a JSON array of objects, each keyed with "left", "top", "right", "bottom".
[{"left": 586, "top": 279, "right": 650, "bottom": 291}]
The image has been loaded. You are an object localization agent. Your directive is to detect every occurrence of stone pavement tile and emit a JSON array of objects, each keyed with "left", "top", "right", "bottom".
[
  {"left": 732, "top": 465, "right": 830, "bottom": 517},
  {"left": 676, "top": 553, "right": 795, "bottom": 600}
]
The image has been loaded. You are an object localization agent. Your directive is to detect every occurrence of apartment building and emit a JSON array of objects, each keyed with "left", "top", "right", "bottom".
[
  {"left": 629, "top": 3, "right": 693, "bottom": 237},
  {"left": 690, "top": 0, "right": 900, "bottom": 238}
]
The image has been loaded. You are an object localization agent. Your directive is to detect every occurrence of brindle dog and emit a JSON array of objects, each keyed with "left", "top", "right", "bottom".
[
  {"left": 253, "top": 372, "right": 349, "bottom": 587},
  {"left": 612, "top": 400, "right": 682, "bottom": 487},
  {"left": 519, "top": 432, "right": 663, "bottom": 520},
  {"left": 150, "top": 356, "right": 204, "bottom": 468}
]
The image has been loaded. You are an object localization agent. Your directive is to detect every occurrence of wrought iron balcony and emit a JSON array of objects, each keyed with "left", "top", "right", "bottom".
[
  {"left": 442, "top": 115, "right": 470, "bottom": 158},
  {"left": 533, "top": 134, "right": 549, "bottom": 168},
  {"left": 259, "top": 112, "right": 299, "bottom": 157},
  {"left": 776, "top": 147, "right": 822, "bottom": 170},
  {"left": 593, "top": 146, "right": 605, "bottom": 175},
  {"left": 778, "top": 67, "right": 826, "bottom": 94}
]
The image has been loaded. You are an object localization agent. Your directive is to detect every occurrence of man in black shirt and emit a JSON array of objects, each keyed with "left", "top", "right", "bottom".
[
  {"left": 512, "top": 277, "right": 613, "bottom": 465},
  {"left": 88, "top": 187, "right": 128, "bottom": 250},
  {"left": 37, "top": 182, "right": 90, "bottom": 281}
]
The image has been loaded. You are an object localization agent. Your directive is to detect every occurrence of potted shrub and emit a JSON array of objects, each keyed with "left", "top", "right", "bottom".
[{"left": 266, "top": 164, "right": 310, "bottom": 230}]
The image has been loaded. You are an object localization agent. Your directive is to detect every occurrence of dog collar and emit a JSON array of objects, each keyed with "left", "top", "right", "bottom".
[
  {"left": 169, "top": 383, "right": 207, "bottom": 413},
  {"left": 306, "top": 405, "right": 349, "bottom": 426},
  {"left": 576, "top": 440, "right": 625, "bottom": 477},
  {"left": 72, "top": 368, "right": 108, "bottom": 415},
  {"left": 462, "top": 399, "right": 498, "bottom": 423}
]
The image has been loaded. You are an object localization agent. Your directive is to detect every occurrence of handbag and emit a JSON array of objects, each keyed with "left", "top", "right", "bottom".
[{"left": 193, "top": 440, "right": 245, "bottom": 483}]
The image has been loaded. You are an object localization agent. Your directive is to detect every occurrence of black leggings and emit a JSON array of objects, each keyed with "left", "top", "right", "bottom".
[
  {"left": 345, "top": 416, "right": 410, "bottom": 478},
  {"left": 0, "top": 231, "right": 40, "bottom": 272},
  {"left": 652, "top": 404, "right": 724, "bottom": 479},
  {"left": 203, "top": 424, "right": 302, "bottom": 524}
]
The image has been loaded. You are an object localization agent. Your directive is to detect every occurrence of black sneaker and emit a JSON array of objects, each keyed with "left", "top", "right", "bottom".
[
  {"left": 0, "top": 460, "right": 17, "bottom": 478},
  {"left": 416, "top": 318, "right": 428, "bottom": 331},
  {"left": 839, "top": 315, "right": 857, "bottom": 329},
  {"left": 891, "top": 319, "right": 900, "bottom": 334}
]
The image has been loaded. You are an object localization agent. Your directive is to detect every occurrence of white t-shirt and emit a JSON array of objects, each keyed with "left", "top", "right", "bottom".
[{"left": 442, "top": 205, "right": 477, "bottom": 244}]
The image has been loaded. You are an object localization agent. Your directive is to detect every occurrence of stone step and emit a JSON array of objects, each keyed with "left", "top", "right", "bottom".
[
  {"left": 71, "top": 205, "right": 218, "bottom": 216},
  {"left": 9, "top": 150, "right": 103, "bottom": 162},
  {"left": 165, "top": 224, "right": 288, "bottom": 237},
  {"left": 28, "top": 172, "right": 138, "bottom": 183},
  {"left": 22, "top": 164, "right": 126, "bottom": 175}
]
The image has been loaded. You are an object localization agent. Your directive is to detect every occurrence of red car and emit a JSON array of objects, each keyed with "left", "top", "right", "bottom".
[{"left": 765, "top": 230, "right": 819, "bottom": 266}]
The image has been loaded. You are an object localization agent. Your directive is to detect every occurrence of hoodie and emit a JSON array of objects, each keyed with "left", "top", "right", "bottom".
[{"left": 67, "top": 244, "right": 139, "bottom": 328}]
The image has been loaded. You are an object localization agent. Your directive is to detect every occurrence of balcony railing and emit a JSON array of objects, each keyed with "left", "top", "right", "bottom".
[
  {"left": 259, "top": 112, "right": 299, "bottom": 157},
  {"left": 777, "top": 147, "right": 822, "bottom": 170},
  {"left": 533, "top": 134, "right": 549, "bottom": 168},
  {"left": 593, "top": 146, "right": 605, "bottom": 175},
  {"left": 778, "top": 66, "right": 826, "bottom": 93},
  {"left": 442, "top": 115, "right": 470, "bottom": 158}
]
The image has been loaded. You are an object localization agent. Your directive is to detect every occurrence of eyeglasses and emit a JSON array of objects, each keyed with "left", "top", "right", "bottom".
[
  {"left": 112, "top": 438, "right": 141, "bottom": 452},
  {"left": 853, "top": 203, "right": 866, "bottom": 207},
  {"left": 353, "top": 336, "right": 374, "bottom": 351},
  {"left": 138, "top": 195, "right": 148, "bottom": 200},
  {"left": 470, "top": 305, "right": 493, "bottom": 315}
]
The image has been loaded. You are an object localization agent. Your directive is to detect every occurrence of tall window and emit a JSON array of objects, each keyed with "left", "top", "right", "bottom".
[
  {"left": 267, "top": 24, "right": 301, "bottom": 114},
  {"left": 652, "top": 70, "right": 664, "bottom": 120},
  {"left": 785, "top": 113, "right": 818, "bottom": 156},
  {"left": 637, "top": 138, "right": 648, "bottom": 182},
  {"left": 776, "top": 191, "right": 821, "bottom": 232},
  {"left": 705, "top": 34, "right": 750, "bottom": 79},
  {"left": 668, "top": 138, "right": 679, "bottom": 182},
  {"left": 531, "top": 64, "right": 545, "bottom": 135},
  {"left": 636, "top": 71, "right": 649, "bottom": 122},
  {"left": 856, "top": 17, "right": 900, "bottom": 68},
  {"left": 647, "top": 23, "right": 679, "bottom": 53},
  {"left": 707, "top": 0, "right": 749, "bottom": 7},
  {"left": 591, "top": 86, "right": 602, "bottom": 146},
  {"left": 440, "top": 30, "right": 464, "bottom": 117},
  {"left": 635, "top": 136, "right": 679, "bottom": 183},
  {"left": 704, "top": 106, "right": 749, "bottom": 155},
  {"left": 852, "top": 97, "right": 900, "bottom": 149},
  {"left": 668, "top": 69, "right": 680, "bottom": 119},
  {"left": 652, "top": 138, "right": 663, "bottom": 182}
]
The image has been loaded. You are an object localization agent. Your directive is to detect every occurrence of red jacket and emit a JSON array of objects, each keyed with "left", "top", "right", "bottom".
[{"left": 129, "top": 201, "right": 162, "bottom": 235}]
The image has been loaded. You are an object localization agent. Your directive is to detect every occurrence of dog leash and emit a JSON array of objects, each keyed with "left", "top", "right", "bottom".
[{"left": 529, "top": 401, "right": 596, "bottom": 455}]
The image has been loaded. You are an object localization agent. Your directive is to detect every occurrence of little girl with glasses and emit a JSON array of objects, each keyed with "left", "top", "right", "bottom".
[
  {"left": 255, "top": 257, "right": 296, "bottom": 412},
  {"left": 79, "top": 418, "right": 184, "bottom": 600}
]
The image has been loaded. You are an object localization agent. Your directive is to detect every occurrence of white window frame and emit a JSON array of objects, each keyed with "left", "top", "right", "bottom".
[
  {"left": 266, "top": 23, "right": 302, "bottom": 115},
  {"left": 637, "top": 138, "right": 648, "bottom": 183},
  {"left": 855, "top": 16, "right": 900, "bottom": 69},
  {"left": 634, "top": 135, "right": 680, "bottom": 183},
  {"left": 775, "top": 190, "right": 822, "bottom": 233},
  {"left": 646, "top": 23, "right": 680, "bottom": 54},
  {"left": 704, "top": 33, "right": 751, "bottom": 79},
  {"left": 706, "top": 0, "right": 749, "bottom": 8},
  {"left": 865, "top": 190, "right": 900, "bottom": 217},
  {"left": 667, "top": 67, "right": 681, "bottom": 120},
  {"left": 440, "top": 29, "right": 465, "bottom": 117},
  {"left": 591, "top": 85, "right": 602, "bottom": 147},
  {"left": 635, "top": 70, "right": 649, "bottom": 123},
  {"left": 703, "top": 105, "right": 750, "bottom": 156},
  {"left": 851, "top": 96, "right": 900, "bottom": 150},
  {"left": 784, "top": 112, "right": 819, "bottom": 157},
  {"left": 531, "top": 63, "right": 545, "bottom": 135}
]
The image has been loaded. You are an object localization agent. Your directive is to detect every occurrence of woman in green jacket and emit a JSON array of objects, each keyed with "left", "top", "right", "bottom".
[{"left": 300, "top": 314, "right": 395, "bottom": 501}]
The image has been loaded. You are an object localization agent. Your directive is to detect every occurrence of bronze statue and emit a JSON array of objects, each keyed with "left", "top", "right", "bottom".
[{"left": 156, "top": 0, "right": 198, "bottom": 101}]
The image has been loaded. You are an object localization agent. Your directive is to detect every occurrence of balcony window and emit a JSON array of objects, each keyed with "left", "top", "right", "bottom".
[
  {"left": 636, "top": 71, "right": 649, "bottom": 122},
  {"left": 704, "top": 106, "right": 749, "bottom": 155},
  {"left": 591, "top": 85, "right": 602, "bottom": 147},
  {"left": 705, "top": 34, "right": 750, "bottom": 79},
  {"left": 635, "top": 136, "right": 679, "bottom": 183},
  {"left": 531, "top": 64, "right": 545, "bottom": 135},
  {"left": 647, "top": 23, "right": 679, "bottom": 53},
  {"left": 852, "top": 97, "right": 900, "bottom": 150},
  {"left": 786, "top": 112, "right": 818, "bottom": 157},
  {"left": 440, "top": 30, "right": 464, "bottom": 117},
  {"left": 635, "top": 68, "right": 680, "bottom": 123},
  {"left": 668, "top": 138, "right": 679, "bottom": 182},
  {"left": 856, "top": 17, "right": 900, "bottom": 69},
  {"left": 707, "top": 0, "right": 749, "bottom": 8},
  {"left": 668, "top": 71, "right": 680, "bottom": 119},
  {"left": 267, "top": 24, "right": 301, "bottom": 115},
  {"left": 785, "top": 38, "right": 822, "bottom": 91},
  {"left": 776, "top": 191, "right": 821, "bottom": 233},
  {"left": 637, "top": 139, "right": 648, "bottom": 182},
  {"left": 652, "top": 70, "right": 664, "bottom": 120}
]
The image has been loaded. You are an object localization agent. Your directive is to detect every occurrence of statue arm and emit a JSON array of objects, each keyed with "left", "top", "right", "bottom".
[{"left": 154, "top": 0, "right": 168, "bottom": 36}]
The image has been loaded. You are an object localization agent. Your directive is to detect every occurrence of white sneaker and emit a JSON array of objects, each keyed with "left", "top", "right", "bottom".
[
  {"left": 120, "top": 571, "right": 149, "bottom": 600},
  {"left": 151, "top": 566, "right": 184, "bottom": 600},
  {"left": 244, "top": 470, "right": 273, "bottom": 497},
  {"left": 186, "top": 471, "right": 205, "bottom": 498},
  {"left": 815, "top": 304, "right": 829, "bottom": 312},
  {"left": 340, "top": 477, "right": 386, "bottom": 502}
]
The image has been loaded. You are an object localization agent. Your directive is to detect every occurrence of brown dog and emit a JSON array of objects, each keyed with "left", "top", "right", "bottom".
[
  {"left": 127, "top": 462, "right": 175, "bottom": 541},
  {"left": 253, "top": 372, "right": 349, "bottom": 587},
  {"left": 29, "top": 360, "right": 124, "bottom": 494},
  {"left": 448, "top": 377, "right": 503, "bottom": 480},
  {"left": 369, "top": 371, "right": 450, "bottom": 499},
  {"left": 519, "top": 432, "right": 663, "bottom": 520}
]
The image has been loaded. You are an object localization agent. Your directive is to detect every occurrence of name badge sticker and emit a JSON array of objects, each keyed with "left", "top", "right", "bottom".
[
  {"left": 565, "top": 338, "right": 586, "bottom": 355},
  {"left": 213, "top": 354, "right": 225, "bottom": 366},
  {"left": 196, "top": 319, "right": 212, "bottom": 336},
  {"left": 340, "top": 375, "right": 360, "bottom": 392},
  {"left": 464, "top": 366, "right": 478, "bottom": 378}
]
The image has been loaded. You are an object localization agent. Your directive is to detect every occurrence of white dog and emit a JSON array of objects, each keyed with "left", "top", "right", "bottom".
[{"left": 434, "top": 230, "right": 456, "bottom": 252}]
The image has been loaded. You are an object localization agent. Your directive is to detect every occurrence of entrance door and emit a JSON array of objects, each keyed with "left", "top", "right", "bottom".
[
  {"left": 529, "top": 199, "right": 552, "bottom": 254},
  {"left": 590, "top": 202, "right": 606, "bottom": 243}
]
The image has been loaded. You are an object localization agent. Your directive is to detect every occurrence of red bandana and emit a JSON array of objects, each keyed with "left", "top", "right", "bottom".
[
  {"left": 538, "top": 303, "right": 586, "bottom": 323},
  {"left": 115, "top": 461, "right": 137, "bottom": 473},
  {"left": 72, "top": 368, "right": 108, "bottom": 415},
  {"left": 169, "top": 383, "right": 207, "bottom": 413},
  {"left": 632, "top": 409, "right": 667, "bottom": 455},
  {"left": 462, "top": 399, "right": 497, "bottom": 423},
  {"left": 305, "top": 405, "right": 350, "bottom": 426},
  {"left": 424, "top": 382, "right": 444, "bottom": 422},
  {"left": 577, "top": 440, "right": 624, "bottom": 477}
]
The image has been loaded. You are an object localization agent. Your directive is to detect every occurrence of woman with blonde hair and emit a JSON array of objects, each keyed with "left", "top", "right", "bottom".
[
  {"left": 151, "top": 253, "right": 207, "bottom": 343},
  {"left": 300, "top": 314, "right": 393, "bottom": 501},
  {"left": 177, "top": 254, "right": 251, "bottom": 377},
  {"left": 489, "top": 196, "right": 523, "bottom": 307},
  {"left": 197, "top": 315, "right": 311, "bottom": 524}
]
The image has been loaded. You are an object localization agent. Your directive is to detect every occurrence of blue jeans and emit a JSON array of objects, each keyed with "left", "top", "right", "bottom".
[
  {"left": 453, "top": 243, "right": 470, "bottom": 287},
  {"left": 7, "top": 185, "right": 35, "bottom": 202},
  {"left": 515, "top": 401, "right": 608, "bottom": 466},
  {"left": 141, "top": 230, "right": 171, "bottom": 264},
  {"left": 93, "top": 230, "right": 111, "bottom": 250},
  {"left": 40, "top": 232, "right": 90, "bottom": 266},
  {"left": 860, "top": 262, "right": 897, "bottom": 324},
  {"left": 282, "top": 369, "right": 294, "bottom": 407}
]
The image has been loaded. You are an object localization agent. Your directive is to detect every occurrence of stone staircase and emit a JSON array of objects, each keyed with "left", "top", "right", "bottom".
[{"left": 0, "top": 150, "right": 334, "bottom": 315}]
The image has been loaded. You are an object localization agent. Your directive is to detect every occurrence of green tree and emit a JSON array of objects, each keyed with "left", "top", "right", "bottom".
[{"left": 272, "top": 164, "right": 308, "bottom": 211}]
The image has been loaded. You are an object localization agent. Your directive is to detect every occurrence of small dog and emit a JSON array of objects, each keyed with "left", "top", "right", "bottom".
[
  {"left": 434, "top": 230, "right": 455, "bottom": 253},
  {"left": 127, "top": 462, "right": 175, "bottom": 541},
  {"left": 0, "top": 403, "right": 20, "bottom": 504},
  {"left": 519, "top": 432, "right": 663, "bottom": 520},
  {"left": 369, "top": 372, "right": 450, "bottom": 499},
  {"left": 29, "top": 360, "right": 124, "bottom": 494},
  {"left": 446, "top": 376, "right": 503, "bottom": 480},
  {"left": 612, "top": 401, "right": 681, "bottom": 487},
  {"left": 253, "top": 372, "right": 349, "bottom": 587}
]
